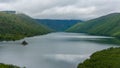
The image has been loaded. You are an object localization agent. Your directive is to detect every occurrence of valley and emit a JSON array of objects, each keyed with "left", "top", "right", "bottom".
[{"left": 0, "top": 11, "right": 120, "bottom": 68}]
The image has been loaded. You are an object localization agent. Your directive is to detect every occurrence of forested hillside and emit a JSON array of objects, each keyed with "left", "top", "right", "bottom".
[
  {"left": 78, "top": 47, "right": 120, "bottom": 68},
  {"left": 0, "top": 12, "right": 51, "bottom": 41},
  {"left": 0, "top": 63, "right": 20, "bottom": 68},
  {"left": 67, "top": 13, "right": 120, "bottom": 38},
  {"left": 36, "top": 19, "right": 82, "bottom": 31}
]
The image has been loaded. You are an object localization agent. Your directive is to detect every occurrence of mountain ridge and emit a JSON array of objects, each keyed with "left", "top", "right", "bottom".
[
  {"left": 66, "top": 13, "right": 120, "bottom": 38},
  {"left": 0, "top": 12, "right": 51, "bottom": 41}
]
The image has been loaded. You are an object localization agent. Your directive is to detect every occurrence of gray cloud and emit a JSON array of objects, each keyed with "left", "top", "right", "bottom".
[
  {"left": 0, "top": 0, "right": 120, "bottom": 20},
  {"left": 0, "top": 0, "right": 16, "bottom": 3}
]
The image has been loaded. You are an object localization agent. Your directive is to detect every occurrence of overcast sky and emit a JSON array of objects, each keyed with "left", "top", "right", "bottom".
[{"left": 0, "top": 0, "right": 120, "bottom": 20}]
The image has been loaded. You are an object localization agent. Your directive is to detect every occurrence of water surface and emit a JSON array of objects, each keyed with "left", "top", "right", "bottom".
[{"left": 0, "top": 32, "right": 119, "bottom": 68}]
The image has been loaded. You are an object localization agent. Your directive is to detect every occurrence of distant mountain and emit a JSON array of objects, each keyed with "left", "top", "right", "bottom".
[
  {"left": 67, "top": 13, "right": 120, "bottom": 38},
  {"left": 0, "top": 12, "right": 51, "bottom": 41},
  {"left": 1, "top": 11, "right": 16, "bottom": 14},
  {"left": 35, "top": 19, "right": 82, "bottom": 31}
]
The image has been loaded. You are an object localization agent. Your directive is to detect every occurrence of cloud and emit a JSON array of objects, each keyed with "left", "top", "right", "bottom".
[
  {"left": 0, "top": 0, "right": 16, "bottom": 3},
  {"left": 0, "top": 3, "right": 13, "bottom": 10},
  {"left": 34, "top": 6, "right": 96, "bottom": 20},
  {"left": 0, "top": 0, "right": 120, "bottom": 20}
]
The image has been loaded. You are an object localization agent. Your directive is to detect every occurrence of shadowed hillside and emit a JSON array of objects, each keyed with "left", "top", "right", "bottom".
[{"left": 36, "top": 19, "right": 82, "bottom": 31}]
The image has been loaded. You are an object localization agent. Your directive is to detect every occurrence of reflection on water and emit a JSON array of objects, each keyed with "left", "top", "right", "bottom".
[
  {"left": 0, "top": 32, "right": 119, "bottom": 68},
  {"left": 59, "top": 33, "right": 120, "bottom": 45},
  {"left": 64, "top": 36, "right": 120, "bottom": 45},
  {"left": 88, "top": 38, "right": 120, "bottom": 45},
  {"left": 44, "top": 54, "right": 90, "bottom": 63}
]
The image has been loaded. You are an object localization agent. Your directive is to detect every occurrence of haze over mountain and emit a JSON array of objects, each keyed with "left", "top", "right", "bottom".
[
  {"left": 36, "top": 19, "right": 82, "bottom": 31},
  {"left": 67, "top": 13, "right": 120, "bottom": 38}
]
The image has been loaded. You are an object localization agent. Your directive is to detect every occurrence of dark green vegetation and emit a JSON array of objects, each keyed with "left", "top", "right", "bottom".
[
  {"left": 36, "top": 19, "right": 82, "bottom": 31},
  {"left": 78, "top": 47, "right": 120, "bottom": 68},
  {"left": 67, "top": 13, "right": 120, "bottom": 38},
  {"left": 0, "top": 12, "right": 51, "bottom": 41},
  {"left": 0, "top": 63, "right": 20, "bottom": 68}
]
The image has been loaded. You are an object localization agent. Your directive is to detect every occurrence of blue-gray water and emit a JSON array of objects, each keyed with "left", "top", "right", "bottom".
[{"left": 0, "top": 32, "right": 119, "bottom": 68}]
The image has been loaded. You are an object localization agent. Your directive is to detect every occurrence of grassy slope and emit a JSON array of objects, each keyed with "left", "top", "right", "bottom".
[
  {"left": 0, "top": 63, "right": 20, "bottom": 68},
  {"left": 78, "top": 47, "right": 120, "bottom": 68},
  {"left": 0, "top": 12, "right": 51, "bottom": 41},
  {"left": 67, "top": 13, "right": 120, "bottom": 37}
]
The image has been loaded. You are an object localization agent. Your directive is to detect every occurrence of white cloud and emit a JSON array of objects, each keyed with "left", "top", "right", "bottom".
[
  {"left": 0, "top": 3, "right": 13, "bottom": 10},
  {"left": 34, "top": 6, "right": 96, "bottom": 20},
  {"left": 0, "top": 0, "right": 120, "bottom": 20}
]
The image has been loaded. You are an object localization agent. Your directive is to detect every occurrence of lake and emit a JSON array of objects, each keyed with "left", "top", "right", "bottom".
[{"left": 0, "top": 32, "right": 119, "bottom": 68}]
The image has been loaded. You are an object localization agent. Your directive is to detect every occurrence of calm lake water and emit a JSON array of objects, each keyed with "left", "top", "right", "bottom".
[{"left": 0, "top": 32, "right": 119, "bottom": 68}]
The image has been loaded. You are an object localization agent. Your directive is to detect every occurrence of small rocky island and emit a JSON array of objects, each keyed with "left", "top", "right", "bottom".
[{"left": 22, "top": 40, "right": 28, "bottom": 45}]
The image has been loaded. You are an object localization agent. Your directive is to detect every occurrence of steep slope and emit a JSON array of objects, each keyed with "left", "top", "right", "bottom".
[
  {"left": 67, "top": 13, "right": 120, "bottom": 37},
  {"left": 0, "top": 12, "right": 51, "bottom": 41},
  {"left": 78, "top": 47, "right": 120, "bottom": 68},
  {"left": 35, "top": 19, "right": 82, "bottom": 31}
]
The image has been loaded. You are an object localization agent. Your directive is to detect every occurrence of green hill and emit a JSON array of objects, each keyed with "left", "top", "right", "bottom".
[
  {"left": 78, "top": 47, "right": 120, "bottom": 68},
  {"left": 0, "top": 63, "right": 20, "bottom": 68},
  {"left": 0, "top": 12, "right": 51, "bottom": 41},
  {"left": 67, "top": 13, "right": 120, "bottom": 38}
]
